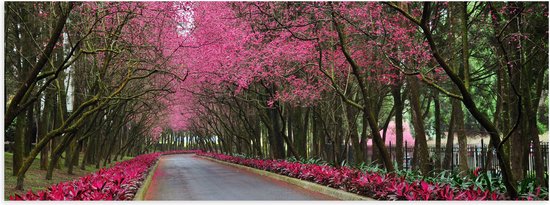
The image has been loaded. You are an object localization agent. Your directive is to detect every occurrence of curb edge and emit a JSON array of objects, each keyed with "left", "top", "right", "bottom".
[{"left": 133, "top": 159, "right": 160, "bottom": 200}]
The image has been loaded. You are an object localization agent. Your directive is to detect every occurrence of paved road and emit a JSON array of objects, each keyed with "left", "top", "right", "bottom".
[{"left": 143, "top": 154, "right": 336, "bottom": 200}]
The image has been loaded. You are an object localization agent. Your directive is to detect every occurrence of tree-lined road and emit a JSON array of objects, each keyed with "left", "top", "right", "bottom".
[{"left": 143, "top": 154, "right": 336, "bottom": 200}]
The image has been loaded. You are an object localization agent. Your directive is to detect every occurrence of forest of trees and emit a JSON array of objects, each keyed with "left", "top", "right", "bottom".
[
  {"left": 4, "top": 2, "right": 548, "bottom": 199},
  {"left": 4, "top": 2, "right": 189, "bottom": 190}
]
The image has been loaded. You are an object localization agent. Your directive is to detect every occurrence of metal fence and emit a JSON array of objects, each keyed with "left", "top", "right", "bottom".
[{"left": 369, "top": 140, "right": 549, "bottom": 175}]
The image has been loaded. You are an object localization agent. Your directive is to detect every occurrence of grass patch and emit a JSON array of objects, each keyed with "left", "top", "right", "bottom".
[{"left": 4, "top": 152, "right": 133, "bottom": 200}]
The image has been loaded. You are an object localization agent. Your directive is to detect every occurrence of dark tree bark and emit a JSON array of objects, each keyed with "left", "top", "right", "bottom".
[
  {"left": 13, "top": 113, "right": 25, "bottom": 176},
  {"left": 266, "top": 93, "right": 286, "bottom": 159},
  {"left": 46, "top": 132, "right": 75, "bottom": 180},
  {"left": 433, "top": 90, "right": 442, "bottom": 170},
  {"left": 444, "top": 103, "right": 456, "bottom": 170},
  {"left": 392, "top": 81, "right": 404, "bottom": 170},
  {"left": 408, "top": 75, "right": 430, "bottom": 175},
  {"left": 292, "top": 106, "right": 309, "bottom": 159}
]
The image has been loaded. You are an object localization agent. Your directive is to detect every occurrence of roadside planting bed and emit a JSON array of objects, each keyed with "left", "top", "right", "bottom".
[
  {"left": 9, "top": 150, "right": 198, "bottom": 200},
  {"left": 198, "top": 152, "right": 546, "bottom": 200}
]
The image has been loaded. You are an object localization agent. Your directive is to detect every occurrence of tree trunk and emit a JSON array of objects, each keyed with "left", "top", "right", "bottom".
[
  {"left": 408, "top": 75, "right": 430, "bottom": 175},
  {"left": 80, "top": 138, "right": 89, "bottom": 170},
  {"left": 24, "top": 105, "right": 36, "bottom": 157},
  {"left": 46, "top": 132, "right": 75, "bottom": 180},
  {"left": 268, "top": 103, "right": 285, "bottom": 159},
  {"left": 68, "top": 138, "right": 83, "bottom": 174},
  {"left": 39, "top": 88, "right": 55, "bottom": 170},
  {"left": 312, "top": 109, "right": 320, "bottom": 158},
  {"left": 292, "top": 107, "right": 309, "bottom": 159},
  {"left": 455, "top": 101, "right": 470, "bottom": 175},
  {"left": 392, "top": 82, "right": 404, "bottom": 170},
  {"left": 444, "top": 105, "right": 456, "bottom": 170},
  {"left": 530, "top": 66, "right": 547, "bottom": 186},
  {"left": 507, "top": 2, "right": 527, "bottom": 183},
  {"left": 346, "top": 105, "right": 363, "bottom": 165},
  {"left": 13, "top": 113, "right": 25, "bottom": 176},
  {"left": 457, "top": 2, "right": 470, "bottom": 176},
  {"left": 434, "top": 90, "right": 442, "bottom": 170}
]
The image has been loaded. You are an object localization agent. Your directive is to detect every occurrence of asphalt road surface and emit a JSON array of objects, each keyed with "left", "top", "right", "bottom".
[{"left": 143, "top": 154, "right": 336, "bottom": 200}]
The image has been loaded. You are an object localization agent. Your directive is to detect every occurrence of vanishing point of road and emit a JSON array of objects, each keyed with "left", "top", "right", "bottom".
[{"left": 143, "top": 154, "right": 336, "bottom": 200}]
